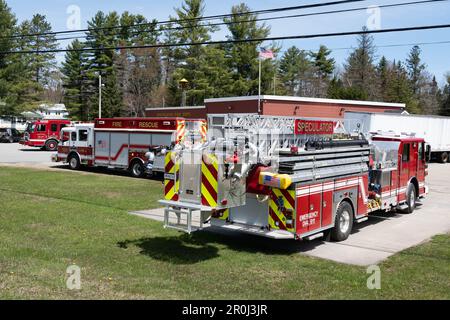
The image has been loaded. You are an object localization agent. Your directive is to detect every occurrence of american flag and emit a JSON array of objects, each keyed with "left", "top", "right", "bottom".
[{"left": 259, "top": 47, "right": 274, "bottom": 60}]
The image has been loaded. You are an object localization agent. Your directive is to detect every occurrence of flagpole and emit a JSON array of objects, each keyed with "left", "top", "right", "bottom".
[{"left": 258, "top": 57, "right": 262, "bottom": 113}]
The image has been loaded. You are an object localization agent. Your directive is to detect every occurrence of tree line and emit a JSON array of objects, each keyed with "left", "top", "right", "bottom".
[{"left": 0, "top": 0, "right": 449, "bottom": 120}]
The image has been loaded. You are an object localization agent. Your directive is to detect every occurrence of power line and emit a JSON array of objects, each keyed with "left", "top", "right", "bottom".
[
  {"left": 277, "top": 40, "right": 450, "bottom": 55},
  {"left": 4, "top": 0, "right": 367, "bottom": 40},
  {"left": 4, "top": 23, "right": 450, "bottom": 55},
  {"left": 48, "top": 0, "right": 450, "bottom": 43}
]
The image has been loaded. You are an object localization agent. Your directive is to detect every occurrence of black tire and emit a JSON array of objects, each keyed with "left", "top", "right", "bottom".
[
  {"left": 405, "top": 183, "right": 417, "bottom": 214},
  {"left": 439, "top": 152, "right": 448, "bottom": 164},
  {"left": 8, "top": 137, "right": 13, "bottom": 143},
  {"left": 68, "top": 154, "right": 81, "bottom": 170},
  {"left": 45, "top": 139, "right": 58, "bottom": 151},
  {"left": 130, "top": 160, "right": 145, "bottom": 178},
  {"left": 331, "top": 201, "right": 354, "bottom": 242}
]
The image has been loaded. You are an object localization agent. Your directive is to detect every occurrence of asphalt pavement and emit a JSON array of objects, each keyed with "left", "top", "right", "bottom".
[{"left": 0, "top": 142, "right": 54, "bottom": 165}]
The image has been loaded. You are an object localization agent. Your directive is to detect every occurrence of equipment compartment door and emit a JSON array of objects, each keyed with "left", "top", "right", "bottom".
[
  {"left": 322, "top": 182, "right": 333, "bottom": 227},
  {"left": 94, "top": 132, "right": 110, "bottom": 165},
  {"left": 110, "top": 133, "right": 129, "bottom": 167}
]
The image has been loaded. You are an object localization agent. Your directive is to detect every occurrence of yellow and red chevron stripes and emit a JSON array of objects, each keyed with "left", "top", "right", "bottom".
[
  {"left": 201, "top": 154, "right": 219, "bottom": 207},
  {"left": 268, "top": 188, "right": 296, "bottom": 232},
  {"left": 164, "top": 152, "right": 179, "bottom": 201},
  {"left": 176, "top": 120, "right": 186, "bottom": 144},
  {"left": 200, "top": 120, "right": 208, "bottom": 143}
]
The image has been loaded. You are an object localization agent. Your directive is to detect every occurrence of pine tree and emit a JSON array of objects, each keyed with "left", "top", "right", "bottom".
[
  {"left": 116, "top": 12, "right": 162, "bottom": 114},
  {"left": 310, "top": 45, "right": 335, "bottom": 97},
  {"left": 62, "top": 40, "right": 90, "bottom": 120},
  {"left": 406, "top": 45, "right": 426, "bottom": 96},
  {"left": 84, "top": 11, "right": 122, "bottom": 118},
  {"left": 377, "top": 56, "right": 389, "bottom": 101},
  {"left": 224, "top": 3, "right": 272, "bottom": 96},
  {"left": 0, "top": 0, "right": 19, "bottom": 115},
  {"left": 168, "top": 0, "right": 220, "bottom": 105},
  {"left": 439, "top": 74, "right": 450, "bottom": 116},
  {"left": 18, "top": 14, "right": 58, "bottom": 87},
  {"left": 278, "top": 46, "right": 312, "bottom": 96},
  {"left": 343, "top": 27, "right": 377, "bottom": 99}
]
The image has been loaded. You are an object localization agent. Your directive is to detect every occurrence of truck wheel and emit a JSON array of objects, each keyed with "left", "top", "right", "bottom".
[
  {"left": 405, "top": 183, "right": 416, "bottom": 214},
  {"left": 68, "top": 154, "right": 81, "bottom": 170},
  {"left": 45, "top": 140, "right": 58, "bottom": 151},
  {"left": 439, "top": 152, "right": 448, "bottom": 164},
  {"left": 331, "top": 201, "right": 354, "bottom": 242},
  {"left": 8, "top": 137, "right": 14, "bottom": 143},
  {"left": 130, "top": 160, "right": 145, "bottom": 178}
]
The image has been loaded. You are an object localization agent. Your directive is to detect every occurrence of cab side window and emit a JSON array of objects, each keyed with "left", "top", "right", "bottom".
[
  {"left": 79, "top": 130, "right": 88, "bottom": 142},
  {"left": 402, "top": 143, "right": 410, "bottom": 162},
  {"left": 418, "top": 142, "right": 424, "bottom": 161},
  {"left": 51, "top": 124, "right": 58, "bottom": 132},
  {"left": 37, "top": 124, "right": 46, "bottom": 132},
  {"left": 71, "top": 132, "right": 77, "bottom": 141}
]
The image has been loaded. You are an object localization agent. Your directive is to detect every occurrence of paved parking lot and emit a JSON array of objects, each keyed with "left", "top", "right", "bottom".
[{"left": 0, "top": 142, "right": 54, "bottom": 165}]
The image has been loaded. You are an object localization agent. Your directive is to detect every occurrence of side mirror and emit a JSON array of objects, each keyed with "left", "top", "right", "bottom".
[{"left": 425, "top": 144, "right": 431, "bottom": 162}]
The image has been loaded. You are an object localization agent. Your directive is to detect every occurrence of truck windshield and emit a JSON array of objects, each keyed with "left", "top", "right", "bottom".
[
  {"left": 26, "top": 123, "right": 35, "bottom": 133},
  {"left": 371, "top": 140, "right": 400, "bottom": 169}
]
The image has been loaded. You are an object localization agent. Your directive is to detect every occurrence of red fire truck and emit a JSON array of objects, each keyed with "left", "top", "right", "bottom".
[
  {"left": 21, "top": 119, "right": 71, "bottom": 151},
  {"left": 53, "top": 117, "right": 206, "bottom": 178},
  {"left": 160, "top": 114, "right": 428, "bottom": 241}
]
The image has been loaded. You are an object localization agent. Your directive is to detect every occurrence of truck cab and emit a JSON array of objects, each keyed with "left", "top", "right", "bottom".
[
  {"left": 21, "top": 119, "right": 71, "bottom": 151},
  {"left": 370, "top": 135, "right": 428, "bottom": 213},
  {"left": 56, "top": 124, "right": 95, "bottom": 169}
]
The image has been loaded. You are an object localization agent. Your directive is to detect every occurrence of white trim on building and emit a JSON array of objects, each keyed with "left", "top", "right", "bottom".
[{"left": 204, "top": 95, "right": 405, "bottom": 109}]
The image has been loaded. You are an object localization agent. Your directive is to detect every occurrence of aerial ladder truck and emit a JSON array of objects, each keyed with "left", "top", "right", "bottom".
[{"left": 159, "top": 114, "right": 428, "bottom": 241}]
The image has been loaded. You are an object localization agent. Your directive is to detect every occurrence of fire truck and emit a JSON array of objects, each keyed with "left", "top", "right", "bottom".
[
  {"left": 53, "top": 117, "right": 207, "bottom": 178},
  {"left": 159, "top": 114, "right": 428, "bottom": 241},
  {"left": 21, "top": 119, "right": 71, "bottom": 151}
]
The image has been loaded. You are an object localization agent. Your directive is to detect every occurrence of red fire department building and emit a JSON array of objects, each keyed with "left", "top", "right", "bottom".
[{"left": 145, "top": 95, "right": 405, "bottom": 119}]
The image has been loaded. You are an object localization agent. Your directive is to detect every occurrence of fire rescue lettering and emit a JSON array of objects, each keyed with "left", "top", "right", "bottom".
[
  {"left": 295, "top": 120, "right": 334, "bottom": 135},
  {"left": 112, "top": 121, "right": 122, "bottom": 128},
  {"left": 139, "top": 121, "right": 159, "bottom": 129}
]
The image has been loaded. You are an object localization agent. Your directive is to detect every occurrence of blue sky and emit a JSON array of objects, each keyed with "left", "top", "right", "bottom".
[{"left": 6, "top": 0, "right": 450, "bottom": 85}]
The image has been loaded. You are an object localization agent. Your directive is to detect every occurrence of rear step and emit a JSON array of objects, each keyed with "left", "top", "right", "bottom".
[{"left": 159, "top": 200, "right": 212, "bottom": 234}]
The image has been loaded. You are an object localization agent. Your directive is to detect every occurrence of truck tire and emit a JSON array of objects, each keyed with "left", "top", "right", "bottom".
[
  {"left": 439, "top": 152, "right": 448, "bottom": 164},
  {"left": 45, "top": 139, "right": 58, "bottom": 151},
  {"left": 68, "top": 154, "right": 81, "bottom": 170},
  {"left": 331, "top": 201, "right": 354, "bottom": 242},
  {"left": 405, "top": 183, "right": 416, "bottom": 214},
  {"left": 130, "top": 160, "right": 145, "bottom": 178}
]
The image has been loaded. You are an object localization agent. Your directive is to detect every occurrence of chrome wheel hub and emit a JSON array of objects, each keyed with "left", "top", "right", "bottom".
[{"left": 339, "top": 210, "right": 351, "bottom": 234}]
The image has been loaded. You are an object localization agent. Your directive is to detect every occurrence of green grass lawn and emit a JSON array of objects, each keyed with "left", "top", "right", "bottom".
[{"left": 0, "top": 166, "right": 449, "bottom": 299}]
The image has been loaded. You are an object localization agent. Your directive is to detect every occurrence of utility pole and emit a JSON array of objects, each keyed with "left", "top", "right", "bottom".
[
  {"left": 258, "top": 58, "right": 262, "bottom": 113},
  {"left": 98, "top": 74, "right": 102, "bottom": 119}
]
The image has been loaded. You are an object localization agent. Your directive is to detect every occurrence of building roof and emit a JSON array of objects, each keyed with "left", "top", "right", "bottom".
[
  {"left": 145, "top": 105, "right": 206, "bottom": 111},
  {"left": 204, "top": 95, "right": 405, "bottom": 108}
]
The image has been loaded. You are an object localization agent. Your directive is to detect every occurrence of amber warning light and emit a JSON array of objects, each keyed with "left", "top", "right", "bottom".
[{"left": 294, "top": 120, "right": 335, "bottom": 135}]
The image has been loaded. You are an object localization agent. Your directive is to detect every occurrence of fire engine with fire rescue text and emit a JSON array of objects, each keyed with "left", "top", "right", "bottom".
[{"left": 53, "top": 117, "right": 207, "bottom": 178}]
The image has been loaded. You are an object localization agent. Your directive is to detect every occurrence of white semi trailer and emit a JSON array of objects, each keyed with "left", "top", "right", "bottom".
[{"left": 344, "top": 111, "right": 450, "bottom": 163}]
